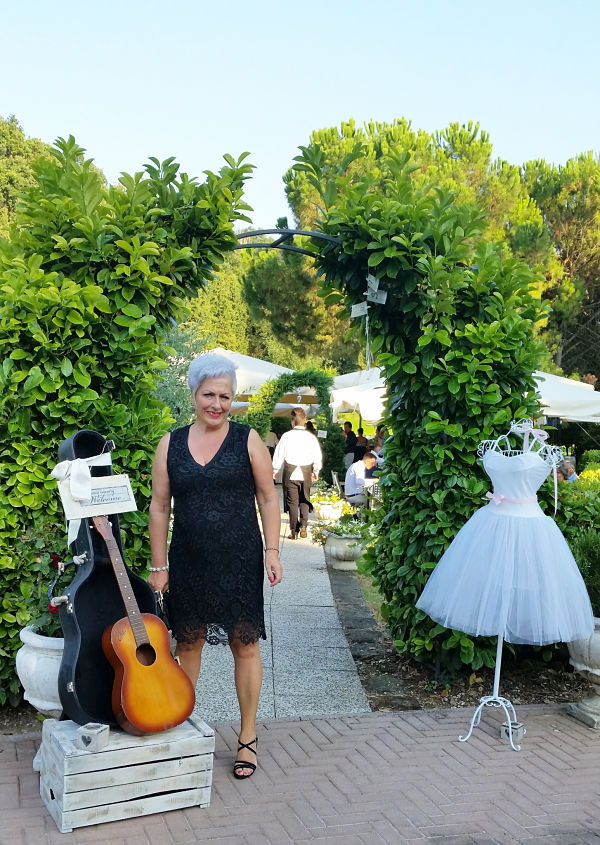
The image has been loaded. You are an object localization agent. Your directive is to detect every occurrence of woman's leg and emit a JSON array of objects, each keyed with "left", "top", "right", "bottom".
[
  {"left": 175, "top": 638, "right": 205, "bottom": 687},
  {"left": 230, "top": 638, "right": 263, "bottom": 773}
]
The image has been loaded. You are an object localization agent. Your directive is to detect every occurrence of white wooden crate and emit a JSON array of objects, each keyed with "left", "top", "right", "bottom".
[{"left": 36, "top": 713, "right": 214, "bottom": 833}]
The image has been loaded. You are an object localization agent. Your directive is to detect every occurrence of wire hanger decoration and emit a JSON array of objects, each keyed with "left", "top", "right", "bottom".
[{"left": 350, "top": 274, "right": 388, "bottom": 369}]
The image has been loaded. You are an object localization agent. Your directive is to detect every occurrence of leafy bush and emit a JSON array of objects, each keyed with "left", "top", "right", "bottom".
[
  {"left": 580, "top": 450, "right": 600, "bottom": 470},
  {"left": 570, "top": 527, "right": 600, "bottom": 616},
  {"left": 152, "top": 324, "right": 207, "bottom": 428},
  {"left": 548, "top": 477, "right": 600, "bottom": 546},
  {"left": 0, "top": 137, "right": 251, "bottom": 705}
]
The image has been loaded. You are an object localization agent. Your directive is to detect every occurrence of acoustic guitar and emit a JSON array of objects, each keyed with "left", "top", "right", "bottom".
[{"left": 92, "top": 516, "right": 195, "bottom": 735}]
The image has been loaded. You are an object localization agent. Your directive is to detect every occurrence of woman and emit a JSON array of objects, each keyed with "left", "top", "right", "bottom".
[
  {"left": 148, "top": 353, "right": 282, "bottom": 779},
  {"left": 353, "top": 426, "right": 368, "bottom": 461}
]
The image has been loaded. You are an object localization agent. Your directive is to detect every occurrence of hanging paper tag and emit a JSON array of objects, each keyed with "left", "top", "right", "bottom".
[
  {"left": 350, "top": 302, "right": 369, "bottom": 318},
  {"left": 317, "top": 430, "right": 328, "bottom": 439},
  {"left": 366, "top": 274, "right": 379, "bottom": 293},
  {"left": 367, "top": 289, "right": 388, "bottom": 304}
]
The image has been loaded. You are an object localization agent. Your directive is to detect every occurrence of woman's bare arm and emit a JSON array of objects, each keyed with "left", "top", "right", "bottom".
[
  {"left": 148, "top": 433, "right": 171, "bottom": 593},
  {"left": 248, "top": 428, "right": 283, "bottom": 585}
]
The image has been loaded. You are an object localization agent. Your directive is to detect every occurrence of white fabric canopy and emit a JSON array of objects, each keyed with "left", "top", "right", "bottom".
[
  {"left": 210, "top": 350, "right": 600, "bottom": 425},
  {"left": 330, "top": 368, "right": 386, "bottom": 424},
  {"left": 533, "top": 370, "right": 600, "bottom": 423},
  {"left": 332, "top": 368, "right": 384, "bottom": 390},
  {"left": 210, "top": 347, "right": 292, "bottom": 396},
  {"left": 210, "top": 347, "right": 317, "bottom": 403},
  {"left": 330, "top": 369, "right": 600, "bottom": 425},
  {"left": 229, "top": 401, "right": 319, "bottom": 418}
]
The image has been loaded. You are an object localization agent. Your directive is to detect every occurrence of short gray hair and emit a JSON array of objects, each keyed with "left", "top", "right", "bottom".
[{"left": 188, "top": 353, "right": 237, "bottom": 396}]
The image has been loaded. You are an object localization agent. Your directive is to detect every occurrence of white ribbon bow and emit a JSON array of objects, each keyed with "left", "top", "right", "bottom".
[
  {"left": 508, "top": 419, "right": 558, "bottom": 515},
  {"left": 50, "top": 452, "right": 112, "bottom": 544}
]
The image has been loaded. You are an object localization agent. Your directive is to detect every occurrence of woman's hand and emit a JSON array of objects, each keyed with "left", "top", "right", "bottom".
[
  {"left": 265, "top": 550, "right": 283, "bottom": 586},
  {"left": 148, "top": 570, "right": 169, "bottom": 594}
]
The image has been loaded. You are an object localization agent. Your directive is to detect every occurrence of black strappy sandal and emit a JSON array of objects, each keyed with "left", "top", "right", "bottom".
[{"left": 233, "top": 737, "right": 257, "bottom": 779}]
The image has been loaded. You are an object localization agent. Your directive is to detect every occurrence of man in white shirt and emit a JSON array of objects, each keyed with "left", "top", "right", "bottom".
[
  {"left": 272, "top": 408, "right": 323, "bottom": 539},
  {"left": 345, "top": 451, "right": 378, "bottom": 506}
]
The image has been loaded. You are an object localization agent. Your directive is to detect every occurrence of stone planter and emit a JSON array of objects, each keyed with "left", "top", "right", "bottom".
[
  {"left": 15, "top": 626, "right": 64, "bottom": 718},
  {"left": 313, "top": 502, "right": 345, "bottom": 522},
  {"left": 566, "top": 616, "right": 600, "bottom": 729},
  {"left": 324, "top": 533, "right": 365, "bottom": 571}
]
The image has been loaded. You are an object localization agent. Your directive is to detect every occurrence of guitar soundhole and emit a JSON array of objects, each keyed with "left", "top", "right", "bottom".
[{"left": 136, "top": 644, "right": 157, "bottom": 666}]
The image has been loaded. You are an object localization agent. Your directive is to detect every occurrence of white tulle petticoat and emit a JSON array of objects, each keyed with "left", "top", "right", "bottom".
[{"left": 416, "top": 502, "right": 594, "bottom": 645}]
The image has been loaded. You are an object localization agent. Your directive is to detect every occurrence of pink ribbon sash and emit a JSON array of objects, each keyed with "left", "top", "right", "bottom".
[{"left": 485, "top": 492, "right": 537, "bottom": 506}]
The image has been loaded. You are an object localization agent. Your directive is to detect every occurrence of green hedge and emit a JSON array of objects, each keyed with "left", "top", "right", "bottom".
[{"left": 294, "top": 146, "right": 545, "bottom": 671}]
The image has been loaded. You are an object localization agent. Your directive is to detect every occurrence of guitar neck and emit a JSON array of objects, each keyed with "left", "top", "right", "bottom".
[{"left": 92, "top": 516, "right": 148, "bottom": 647}]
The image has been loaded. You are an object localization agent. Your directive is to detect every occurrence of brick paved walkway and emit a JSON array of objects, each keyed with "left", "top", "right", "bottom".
[{"left": 4, "top": 703, "right": 600, "bottom": 844}]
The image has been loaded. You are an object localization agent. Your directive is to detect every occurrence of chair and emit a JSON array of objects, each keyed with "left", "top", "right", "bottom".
[{"left": 331, "top": 471, "right": 344, "bottom": 497}]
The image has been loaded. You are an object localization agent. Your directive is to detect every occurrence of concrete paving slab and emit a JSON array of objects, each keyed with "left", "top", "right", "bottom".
[
  {"left": 273, "top": 667, "right": 370, "bottom": 718},
  {"left": 272, "top": 643, "right": 358, "bottom": 671},
  {"left": 271, "top": 591, "right": 336, "bottom": 608},
  {"left": 269, "top": 625, "right": 350, "bottom": 648},
  {"left": 193, "top": 642, "right": 275, "bottom": 723},
  {"left": 270, "top": 605, "right": 346, "bottom": 629}
]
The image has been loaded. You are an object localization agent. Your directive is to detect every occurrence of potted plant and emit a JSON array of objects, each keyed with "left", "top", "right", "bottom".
[
  {"left": 566, "top": 525, "right": 600, "bottom": 728},
  {"left": 310, "top": 484, "right": 353, "bottom": 522},
  {"left": 310, "top": 511, "right": 367, "bottom": 570},
  {"left": 14, "top": 521, "right": 71, "bottom": 718}
]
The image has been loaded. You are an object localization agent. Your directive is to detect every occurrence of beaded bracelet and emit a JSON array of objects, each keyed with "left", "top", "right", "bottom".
[
  {"left": 149, "top": 565, "right": 169, "bottom": 572},
  {"left": 265, "top": 547, "right": 279, "bottom": 552}
]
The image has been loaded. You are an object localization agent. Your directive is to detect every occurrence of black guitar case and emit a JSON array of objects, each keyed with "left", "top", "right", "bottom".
[{"left": 56, "top": 430, "right": 157, "bottom": 726}]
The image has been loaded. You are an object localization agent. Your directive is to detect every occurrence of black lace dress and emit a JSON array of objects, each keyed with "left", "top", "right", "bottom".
[{"left": 166, "top": 421, "right": 266, "bottom": 646}]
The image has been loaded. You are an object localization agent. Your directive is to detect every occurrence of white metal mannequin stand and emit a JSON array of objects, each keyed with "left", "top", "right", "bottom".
[{"left": 458, "top": 635, "right": 525, "bottom": 752}]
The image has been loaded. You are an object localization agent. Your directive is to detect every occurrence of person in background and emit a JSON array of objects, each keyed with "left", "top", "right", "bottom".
[
  {"left": 373, "top": 425, "right": 386, "bottom": 450},
  {"left": 365, "top": 443, "right": 383, "bottom": 479},
  {"left": 343, "top": 421, "right": 357, "bottom": 469},
  {"left": 265, "top": 429, "right": 279, "bottom": 458},
  {"left": 354, "top": 427, "right": 368, "bottom": 461},
  {"left": 272, "top": 407, "right": 323, "bottom": 539},
  {"left": 306, "top": 420, "right": 318, "bottom": 437},
  {"left": 345, "top": 450, "right": 378, "bottom": 506},
  {"left": 557, "top": 468, "right": 566, "bottom": 482},
  {"left": 148, "top": 352, "right": 282, "bottom": 780},
  {"left": 563, "top": 462, "right": 578, "bottom": 483}
]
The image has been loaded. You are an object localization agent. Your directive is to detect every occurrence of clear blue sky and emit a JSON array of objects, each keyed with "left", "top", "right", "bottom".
[{"left": 3, "top": 0, "right": 598, "bottom": 229}]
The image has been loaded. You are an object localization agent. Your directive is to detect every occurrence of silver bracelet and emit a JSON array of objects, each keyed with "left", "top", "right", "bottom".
[{"left": 149, "top": 566, "right": 169, "bottom": 572}]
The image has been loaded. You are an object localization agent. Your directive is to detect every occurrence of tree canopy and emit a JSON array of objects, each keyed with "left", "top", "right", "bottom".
[
  {"left": 524, "top": 152, "right": 600, "bottom": 377},
  {"left": 284, "top": 118, "right": 599, "bottom": 382},
  {"left": 0, "top": 115, "right": 49, "bottom": 233}
]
